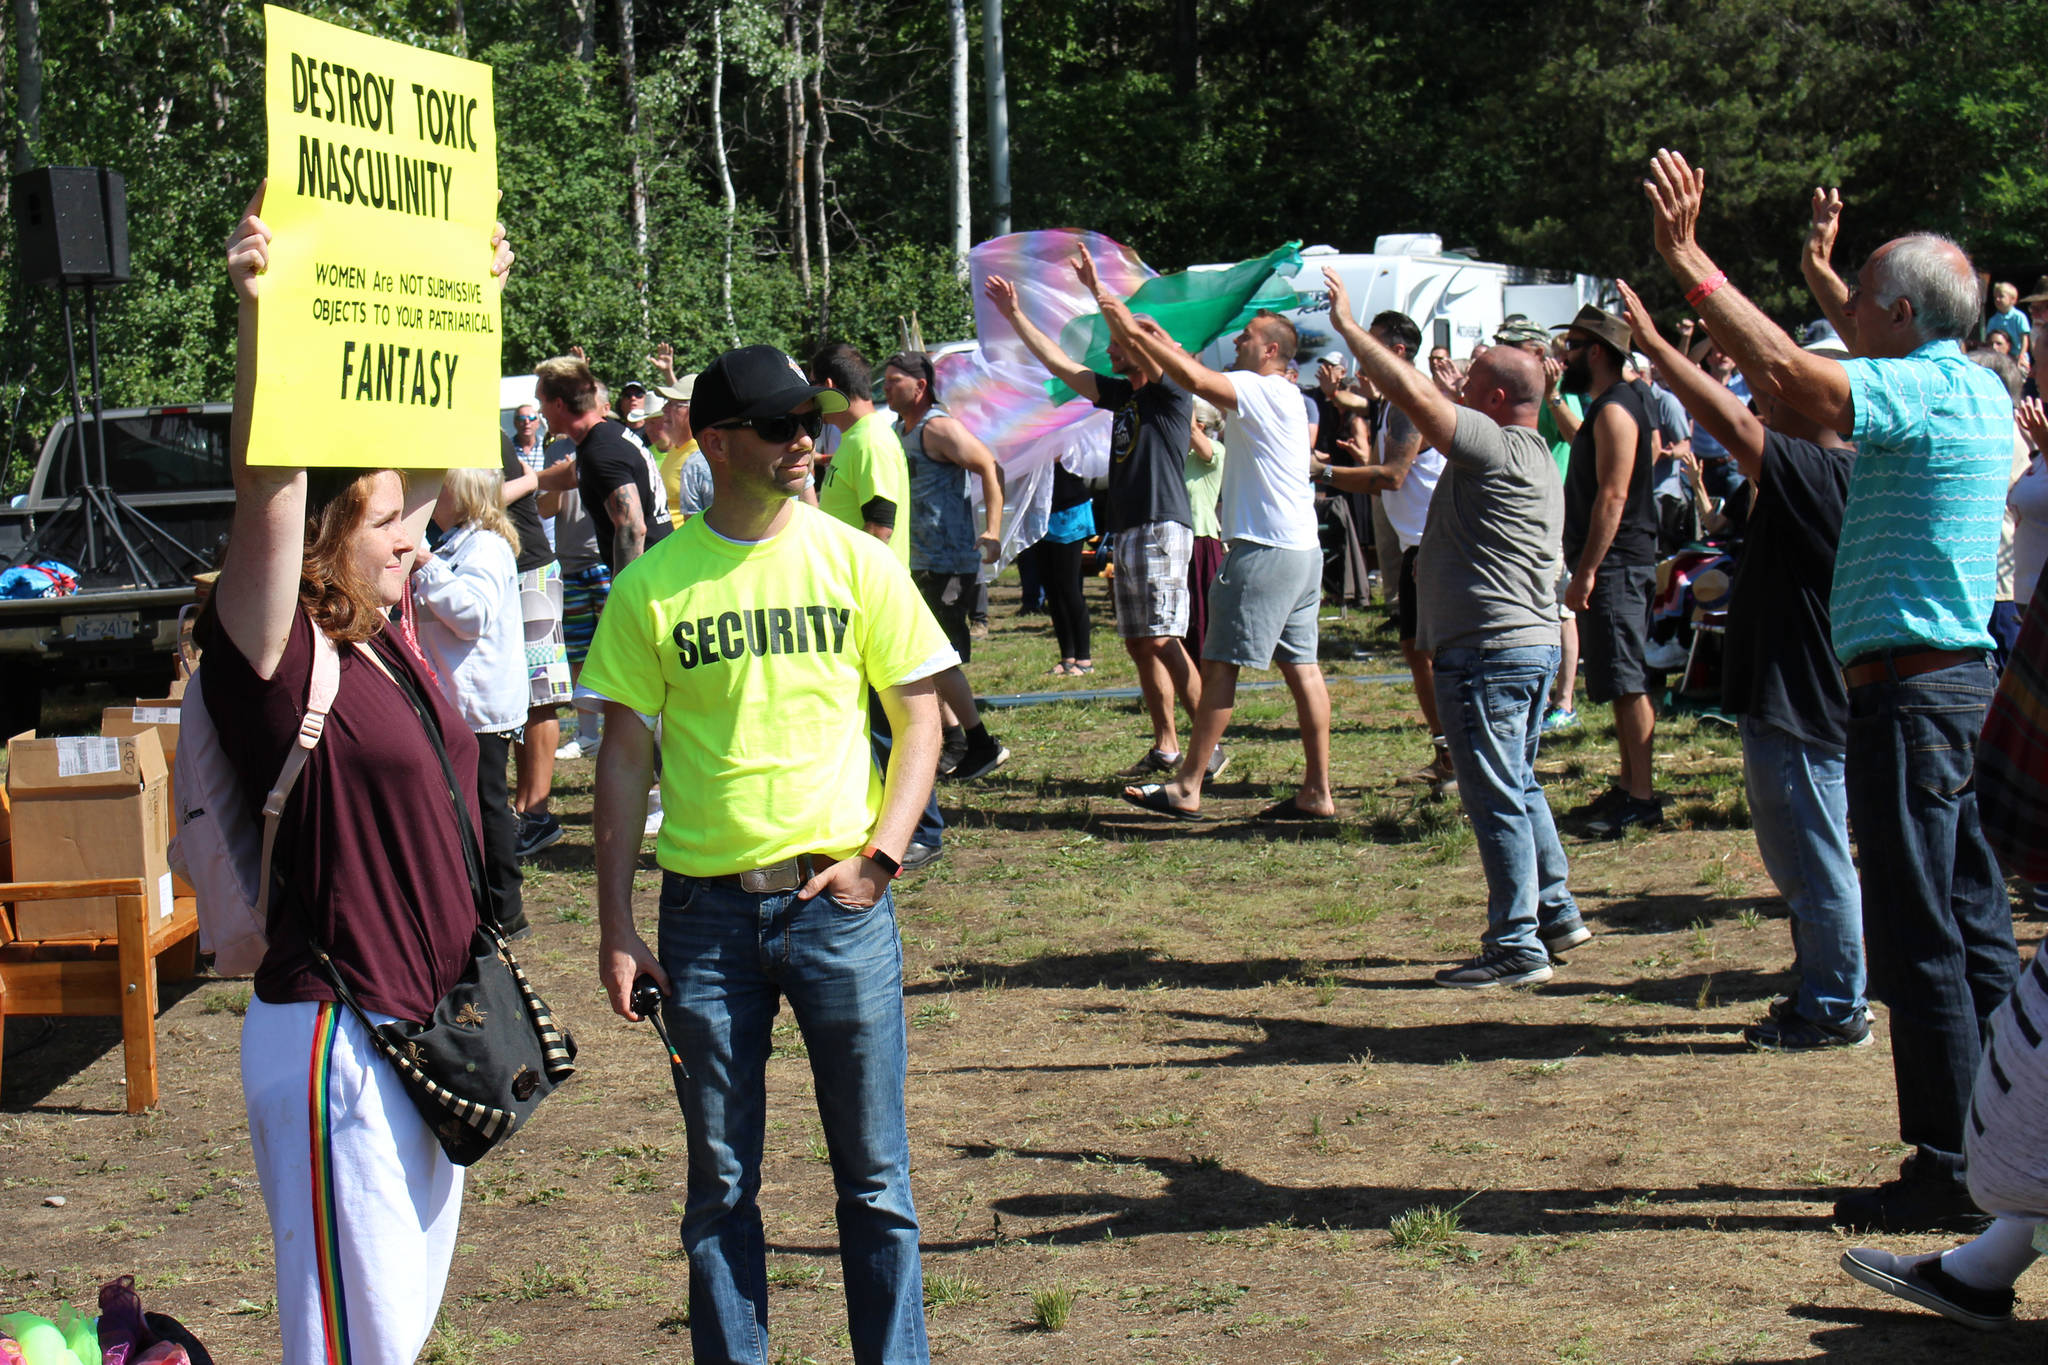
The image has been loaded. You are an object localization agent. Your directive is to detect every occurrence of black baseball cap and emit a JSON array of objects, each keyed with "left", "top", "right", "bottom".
[
  {"left": 691, "top": 345, "right": 849, "bottom": 431},
  {"left": 621, "top": 380, "right": 647, "bottom": 396}
]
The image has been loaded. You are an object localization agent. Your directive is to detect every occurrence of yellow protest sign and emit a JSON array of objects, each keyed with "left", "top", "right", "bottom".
[{"left": 248, "top": 5, "right": 499, "bottom": 468}]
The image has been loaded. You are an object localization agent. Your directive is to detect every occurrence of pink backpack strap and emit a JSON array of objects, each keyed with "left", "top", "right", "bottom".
[{"left": 253, "top": 616, "right": 342, "bottom": 923}]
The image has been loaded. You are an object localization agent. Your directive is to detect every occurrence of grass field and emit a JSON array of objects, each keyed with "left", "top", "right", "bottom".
[{"left": 2, "top": 573, "right": 2041, "bottom": 1363}]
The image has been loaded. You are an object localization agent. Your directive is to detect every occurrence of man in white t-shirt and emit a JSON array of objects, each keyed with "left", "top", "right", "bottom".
[{"left": 1094, "top": 272, "right": 1331, "bottom": 821}]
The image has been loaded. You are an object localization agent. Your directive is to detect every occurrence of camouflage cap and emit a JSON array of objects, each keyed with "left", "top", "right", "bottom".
[{"left": 1493, "top": 314, "right": 1551, "bottom": 348}]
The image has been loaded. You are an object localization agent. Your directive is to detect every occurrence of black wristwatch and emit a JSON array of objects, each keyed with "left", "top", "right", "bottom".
[{"left": 862, "top": 846, "right": 902, "bottom": 879}]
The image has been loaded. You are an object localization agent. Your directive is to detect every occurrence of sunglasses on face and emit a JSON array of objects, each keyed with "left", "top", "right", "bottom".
[
  {"left": 716, "top": 411, "right": 823, "bottom": 444},
  {"left": 1563, "top": 337, "right": 1593, "bottom": 352},
  {"left": 514, "top": 414, "right": 538, "bottom": 423}
]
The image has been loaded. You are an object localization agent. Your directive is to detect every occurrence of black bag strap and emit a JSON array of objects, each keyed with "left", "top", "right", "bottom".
[{"left": 355, "top": 633, "right": 501, "bottom": 933}]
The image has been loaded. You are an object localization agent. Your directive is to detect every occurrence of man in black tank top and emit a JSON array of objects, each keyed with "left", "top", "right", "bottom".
[{"left": 1558, "top": 305, "right": 1662, "bottom": 837}]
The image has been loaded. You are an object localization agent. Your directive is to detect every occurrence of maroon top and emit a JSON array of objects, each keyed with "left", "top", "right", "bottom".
[{"left": 199, "top": 608, "right": 481, "bottom": 1023}]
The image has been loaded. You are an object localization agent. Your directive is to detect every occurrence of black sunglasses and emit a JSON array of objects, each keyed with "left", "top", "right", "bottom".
[
  {"left": 1562, "top": 336, "right": 1594, "bottom": 352},
  {"left": 716, "top": 411, "right": 823, "bottom": 444}
]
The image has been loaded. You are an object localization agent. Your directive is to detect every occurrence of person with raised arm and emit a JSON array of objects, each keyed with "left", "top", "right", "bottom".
[
  {"left": 983, "top": 260, "right": 1215, "bottom": 779},
  {"left": 1094, "top": 250, "right": 1332, "bottom": 823},
  {"left": 1617, "top": 277, "right": 1867, "bottom": 1053},
  {"left": 1644, "top": 149, "right": 2017, "bottom": 1234},
  {"left": 1318, "top": 266, "right": 1585, "bottom": 987},
  {"left": 212, "top": 184, "right": 515, "bottom": 1365}
]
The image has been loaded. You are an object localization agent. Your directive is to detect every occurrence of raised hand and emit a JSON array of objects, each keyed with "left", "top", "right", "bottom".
[
  {"left": 1430, "top": 351, "right": 1463, "bottom": 398},
  {"left": 1321, "top": 267, "right": 1353, "bottom": 324},
  {"left": 1614, "top": 278, "right": 1666, "bottom": 352},
  {"left": 1809, "top": 187, "right": 1843, "bottom": 263},
  {"left": 570, "top": 344, "right": 587, "bottom": 363},
  {"left": 1541, "top": 354, "right": 1565, "bottom": 397},
  {"left": 2018, "top": 396, "right": 2048, "bottom": 452},
  {"left": 1071, "top": 244, "right": 1103, "bottom": 297},
  {"left": 646, "top": 340, "right": 676, "bottom": 384},
  {"left": 1645, "top": 148, "right": 1706, "bottom": 262},
  {"left": 982, "top": 273, "right": 1020, "bottom": 318},
  {"left": 226, "top": 182, "right": 270, "bottom": 304},
  {"left": 489, "top": 220, "right": 514, "bottom": 295}
]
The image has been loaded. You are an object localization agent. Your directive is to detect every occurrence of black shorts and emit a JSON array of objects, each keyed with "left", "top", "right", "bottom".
[
  {"left": 914, "top": 569, "right": 976, "bottom": 662},
  {"left": 1397, "top": 546, "right": 1421, "bottom": 643},
  {"left": 1579, "top": 561, "right": 1656, "bottom": 703}
]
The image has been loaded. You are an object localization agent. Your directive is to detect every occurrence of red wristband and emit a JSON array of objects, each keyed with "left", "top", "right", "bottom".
[{"left": 1685, "top": 271, "right": 1728, "bottom": 307}]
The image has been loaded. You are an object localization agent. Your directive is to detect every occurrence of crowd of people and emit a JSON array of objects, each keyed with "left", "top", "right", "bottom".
[{"left": 201, "top": 140, "right": 2048, "bottom": 1363}]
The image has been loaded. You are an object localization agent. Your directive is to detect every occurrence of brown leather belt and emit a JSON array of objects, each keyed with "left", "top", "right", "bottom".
[
  {"left": 700, "top": 853, "right": 841, "bottom": 894},
  {"left": 1841, "top": 648, "right": 1983, "bottom": 690}
]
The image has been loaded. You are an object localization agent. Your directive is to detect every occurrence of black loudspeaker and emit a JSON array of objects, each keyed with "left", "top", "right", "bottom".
[{"left": 13, "top": 166, "right": 130, "bottom": 286}]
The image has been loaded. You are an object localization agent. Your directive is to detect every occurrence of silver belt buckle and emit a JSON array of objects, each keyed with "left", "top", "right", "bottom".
[{"left": 739, "top": 857, "right": 803, "bottom": 894}]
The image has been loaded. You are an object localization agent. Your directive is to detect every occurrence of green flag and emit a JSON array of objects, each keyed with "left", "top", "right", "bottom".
[{"left": 1046, "top": 241, "right": 1305, "bottom": 404}]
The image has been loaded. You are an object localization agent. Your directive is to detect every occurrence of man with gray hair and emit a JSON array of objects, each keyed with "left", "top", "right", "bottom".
[{"left": 1648, "top": 150, "right": 2017, "bottom": 1234}]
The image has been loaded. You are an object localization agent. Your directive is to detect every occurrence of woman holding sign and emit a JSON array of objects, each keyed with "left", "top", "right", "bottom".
[{"left": 209, "top": 183, "right": 512, "bottom": 1365}]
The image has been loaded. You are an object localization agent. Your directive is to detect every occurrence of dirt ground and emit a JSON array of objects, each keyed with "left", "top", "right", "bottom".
[{"left": 3, "top": 584, "right": 2042, "bottom": 1363}]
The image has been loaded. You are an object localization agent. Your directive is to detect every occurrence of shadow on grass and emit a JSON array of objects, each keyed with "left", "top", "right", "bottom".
[
  {"left": 890, "top": 1143, "right": 1839, "bottom": 1247},
  {"left": 906, "top": 949, "right": 1427, "bottom": 995},
  {"left": 918, "top": 1004, "right": 1752, "bottom": 1074}
]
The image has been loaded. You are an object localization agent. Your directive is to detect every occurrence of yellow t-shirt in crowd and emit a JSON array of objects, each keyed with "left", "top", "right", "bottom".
[
  {"left": 659, "top": 437, "right": 699, "bottom": 513},
  {"left": 578, "top": 503, "right": 951, "bottom": 876},
  {"left": 816, "top": 410, "right": 912, "bottom": 567}
]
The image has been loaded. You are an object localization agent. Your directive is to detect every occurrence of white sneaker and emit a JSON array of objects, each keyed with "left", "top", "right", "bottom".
[
  {"left": 644, "top": 788, "right": 663, "bottom": 839},
  {"left": 553, "top": 738, "right": 582, "bottom": 760},
  {"left": 1643, "top": 638, "right": 1690, "bottom": 672}
]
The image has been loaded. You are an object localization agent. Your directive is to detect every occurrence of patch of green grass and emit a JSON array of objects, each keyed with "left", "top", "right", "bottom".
[
  {"left": 1171, "top": 1280, "right": 1247, "bottom": 1312},
  {"left": 201, "top": 986, "right": 253, "bottom": 1016},
  {"left": 1030, "top": 1283, "right": 1076, "bottom": 1331},
  {"left": 1387, "top": 1203, "right": 1479, "bottom": 1264},
  {"left": 1119, "top": 1107, "right": 1195, "bottom": 1132},
  {"left": 912, "top": 996, "right": 959, "bottom": 1028},
  {"left": 765, "top": 1261, "right": 824, "bottom": 1289},
  {"left": 923, "top": 1272, "right": 987, "bottom": 1308}
]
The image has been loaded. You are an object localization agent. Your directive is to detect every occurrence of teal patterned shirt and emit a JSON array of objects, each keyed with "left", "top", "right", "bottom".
[{"left": 1832, "top": 339, "right": 2013, "bottom": 661}]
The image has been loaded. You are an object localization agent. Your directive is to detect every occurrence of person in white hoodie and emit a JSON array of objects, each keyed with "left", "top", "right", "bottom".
[{"left": 413, "top": 464, "right": 530, "bottom": 938}]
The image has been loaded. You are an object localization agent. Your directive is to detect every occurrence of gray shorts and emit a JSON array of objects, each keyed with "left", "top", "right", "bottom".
[
  {"left": 1580, "top": 561, "right": 1656, "bottom": 703},
  {"left": 1111, "top": 521, "right": 1194, "bottom": 639},
  {"left": 1201, "top": 540, "right": 1321, "bottom": 668}
]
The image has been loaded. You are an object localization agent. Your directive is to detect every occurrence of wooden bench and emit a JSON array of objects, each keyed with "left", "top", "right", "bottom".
[{"left": 0, "top": 834, "right": 203, "bottom": 1114}]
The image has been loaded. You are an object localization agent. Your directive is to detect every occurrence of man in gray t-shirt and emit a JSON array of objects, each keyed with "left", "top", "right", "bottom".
[{"left": 1320, "top": 267, "right": 1582, "bottom": 990}]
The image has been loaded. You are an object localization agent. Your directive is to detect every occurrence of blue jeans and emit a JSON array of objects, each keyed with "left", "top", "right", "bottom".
[
  {"left": 1433, "top": 645, "right": 1579, "bottom": 956},
  {"left": 1844, "top": 659, "right": 2017, "bottom": 1182},
  {"left": 1739, "top": 715, "right": 1866, "bottom": 1029},
  {"left": 657, "top": 872, "right": 928, "bottom": 1365}
]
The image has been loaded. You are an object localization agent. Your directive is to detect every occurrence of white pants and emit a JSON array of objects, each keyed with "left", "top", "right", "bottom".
[{"left": 243, "top": 998, "right": 464, "bottom": 1365}]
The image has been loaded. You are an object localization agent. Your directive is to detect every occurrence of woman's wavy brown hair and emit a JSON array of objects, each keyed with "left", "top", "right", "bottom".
[{"left": 300, "top": 468, "right": 397, "bottom": 643}]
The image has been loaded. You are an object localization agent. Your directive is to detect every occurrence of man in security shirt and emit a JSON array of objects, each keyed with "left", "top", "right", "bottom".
[{"left": 582, "top": 344, "right": 952, "bottom": 1365}]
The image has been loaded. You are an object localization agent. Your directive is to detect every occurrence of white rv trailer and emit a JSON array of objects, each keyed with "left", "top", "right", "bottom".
[{"left": 1195, "top": 235, "right": 1613, "bottom": 373}]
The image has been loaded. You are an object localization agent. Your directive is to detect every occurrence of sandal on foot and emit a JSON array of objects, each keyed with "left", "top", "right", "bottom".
[{"left": 1120, "top": 783, "right": 1204, "bottom": 821}]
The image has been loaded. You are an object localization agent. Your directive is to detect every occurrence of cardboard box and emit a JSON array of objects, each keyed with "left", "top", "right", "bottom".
[
  {"left": 102, "top": 702, "right": 189, "bottom": 897},
  {"left": 6, "top": 729, "right": 173, "bottom": 940}
]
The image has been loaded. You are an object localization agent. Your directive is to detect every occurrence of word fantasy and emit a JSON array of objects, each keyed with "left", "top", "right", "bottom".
[{"left": 337, "top": 342, "right": 462, "bottom": 408}]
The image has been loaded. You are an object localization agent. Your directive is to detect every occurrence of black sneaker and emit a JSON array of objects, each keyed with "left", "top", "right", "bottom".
[
  {"left": 1434, "top": 947, "right": 1554, "bottom": 989},
  {"left": 1745, "top": 1006, "right": 1871, "bottom": 1051},
  {"left": 948, "top": 739, "right": 1010, "bottom": 782},
  {"left": 1538, "top": 917, "right": 1593, "bottom": 954},
  {"left": 1564, "top": 785, "right": 1628, "bottom": 821},
  {"left": 1833, "top": 1157, "right": 1991, "bottom": 1234},
  {"left": 1583, "top": 794, "right": 1663, "bottom": 839},
  {"left": 1840, "top": 1247, "right": 2016, "bottom": 1330},
  {"left": 900, "top": 841, "right": 943, "bottom": 872},
  {"left": 515, "top": 810, "right": 563, "bottom": 860}
]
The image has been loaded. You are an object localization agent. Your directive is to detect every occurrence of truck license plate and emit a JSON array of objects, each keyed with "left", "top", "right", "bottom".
[{"left": 66, "top": 613, "right": 137, "bottom": 642}]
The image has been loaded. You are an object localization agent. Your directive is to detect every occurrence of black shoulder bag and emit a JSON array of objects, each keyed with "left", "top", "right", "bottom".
[{"left": 309, "top": 636, "right": 577, "bottom": 1166}]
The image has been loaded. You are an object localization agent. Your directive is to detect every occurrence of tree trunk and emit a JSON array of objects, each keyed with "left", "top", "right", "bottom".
[
  {"left": 566, "top": 0, "right": 596, "bottom": 64},
  {"left": 13, "top": 0, "right": 39, "bottom": 173},
  {"left": 982, "top": 0, "right": 1009, "bottom": 237},
  {"left": 785, "top": 0, "right": 809, "bottom": 301},
  {"left": 451, "top": 0, "right": 468, "bottom": 59},
  {"left": 948, "top": 0, "right": 969, "bottom": 279},
  {"left": 619, "top": 0, "right": 649, "bottom": 338},
  {"left": 711, "top": 6, "right": 740, "bottom": 346},
  {"left": 809, "top": 0, "right": 830, "bottom": 338}
]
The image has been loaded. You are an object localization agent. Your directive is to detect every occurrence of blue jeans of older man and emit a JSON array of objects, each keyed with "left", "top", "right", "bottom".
[
  {"left": 1739, "top": 715, "right": 1866, "bottom": 1030},
  {"left": 657, "top": 871, "right": 928, "bottom": 1365},
  {"left": 1433, "top": 645, "right": 1579, "bottom": 956},
  {"left": 1844, "top": 658, "right": 2017, "bottom": 1183}
]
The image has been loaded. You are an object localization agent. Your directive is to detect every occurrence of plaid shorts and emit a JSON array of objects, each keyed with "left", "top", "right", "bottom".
[
  {"left": 562, "top": 562, "right": 613, "bottom": 665},
  {"left": 1111, "top": 520, "right": 1194, "bottom": 639},
  {"left": 521, "top": 562, "right": 573, "bottom": 708}
]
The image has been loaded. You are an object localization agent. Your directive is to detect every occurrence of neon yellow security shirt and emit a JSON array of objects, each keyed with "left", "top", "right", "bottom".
[
  {"left": 578, "top": 503, "right": 949, "bottom": 876},
  {"left": 816, "top": 410, "right": 912, "bottom": 566}
]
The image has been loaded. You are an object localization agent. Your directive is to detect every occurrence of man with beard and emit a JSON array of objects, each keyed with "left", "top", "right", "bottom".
[
  {"left": 982, "top": 268, "right": 1213, "bottom": 777},
  {"left": 1556, "top": 304, "right": 1663, "bottom": 836}
]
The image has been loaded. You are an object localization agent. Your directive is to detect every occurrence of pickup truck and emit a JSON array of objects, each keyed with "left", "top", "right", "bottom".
[{"left": 0, "top": 404, "right": 232, "bottom": 734}]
